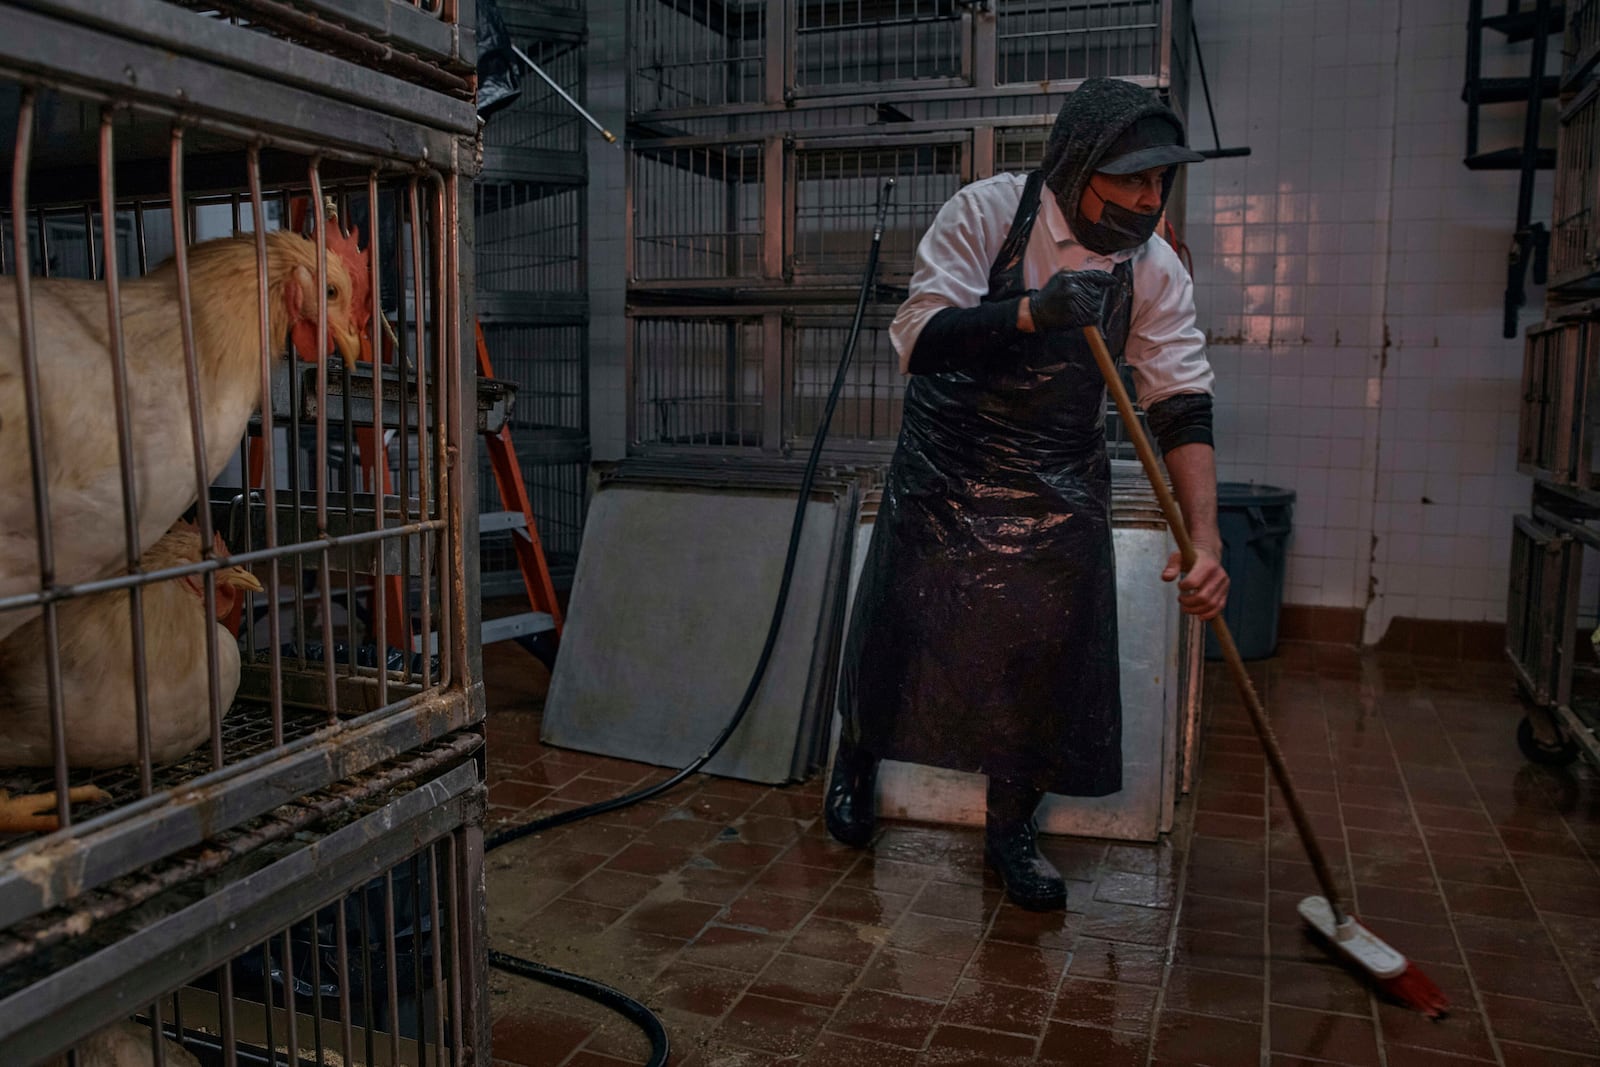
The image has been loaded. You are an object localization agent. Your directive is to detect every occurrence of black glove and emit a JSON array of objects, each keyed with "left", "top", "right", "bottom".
[{"left": 1029, "top": 269, "right": 1119, "bottom": 332}]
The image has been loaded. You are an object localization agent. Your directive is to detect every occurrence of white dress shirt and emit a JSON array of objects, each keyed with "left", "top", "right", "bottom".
[{"left": 889, "top": 172, "right": 1212, "bottom": 407}]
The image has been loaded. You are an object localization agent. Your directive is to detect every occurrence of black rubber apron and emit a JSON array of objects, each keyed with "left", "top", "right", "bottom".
[{"left": 839, "top": 171, "right": 1133, "bottom": 797}]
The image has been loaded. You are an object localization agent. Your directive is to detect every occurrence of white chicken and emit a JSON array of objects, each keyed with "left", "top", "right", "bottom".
[
  {"left": 0, "top": 521, "right": 262, "bottom": 832},
  {"left": 43, "top": 1020, "right": 203, "bottom": 1067},
  {"left": 0, "top": 229, "right": 361, "bottom": 644}
]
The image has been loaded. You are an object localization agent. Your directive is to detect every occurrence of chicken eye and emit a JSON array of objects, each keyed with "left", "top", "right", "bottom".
[{"left": 326, "top": 285, "right": 338, "bottom": 298}]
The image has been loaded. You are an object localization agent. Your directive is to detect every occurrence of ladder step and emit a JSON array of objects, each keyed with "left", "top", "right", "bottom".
[
  {"left": 1465, "top": 147, "right": 1556, "bottom": 170},
  {"left": 1482, "top": 6, "right": 1565, "bottom": 43},
  {"left": 1463, "top": 75, "right": 1562, "bottom": 104},
  {"left": 479, "top": 510, "right": 529, "bottom": 533}
]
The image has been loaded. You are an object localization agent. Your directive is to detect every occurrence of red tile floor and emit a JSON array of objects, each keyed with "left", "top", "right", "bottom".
[{"left": 481, "top": 640, "right": 1600, "bottom": 1066}]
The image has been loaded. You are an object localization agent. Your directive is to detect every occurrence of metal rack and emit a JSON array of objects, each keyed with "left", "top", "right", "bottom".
[
  {"left": 628, "top": 0, "right": 1189, "bottom": 117},
  {"left": 0, "top": 2, "right": 486, "bottom": 1061},
  {"left": 1507, "top": 0, "right": 1600, "bottom": 769},
  {"left": 477, "top": 0, "right": 591, "bottom": 592},
  {"left": 1509, "top": 300, "right": 1600, "bottom": 767}
]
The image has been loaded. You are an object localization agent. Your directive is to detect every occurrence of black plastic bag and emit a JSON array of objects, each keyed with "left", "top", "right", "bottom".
[{"left": 477, "top": 0, "right": 523, "bottom": 118}]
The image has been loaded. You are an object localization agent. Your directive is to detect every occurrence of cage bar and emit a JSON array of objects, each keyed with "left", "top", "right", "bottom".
[
  {"left": 1553, "top": 82, "right": 1599, "bottom": 293},
  {"left": 994, "top": 0, "right": 1165, "bottom": 85},
  {"left": 630, "top": 0, "right": 767, "bottom": 113},
  {"left": 481, "top": 35, "right": 586, "bottom": 160},
  {"left": 631, "top": 313, "right": 769, "bottom": 449},
  {"left": 790, "top": 0, "right": 966, "bottom": 95},
  {"left": 995, "top": 123, "right": 1053, "bottom": 173},
  {"left": 1507, "top": 514, "right": 1582, "bottom": 707},
  {"left": 4, "top": 750, "right": 483, "bottom": 1066},
  {"left": 1567, "top": 0, "right": 1600, "bottom": 88},
  {"left": 630, "top": 140, "right": 768, "bottom": 283},
  {"left": 476, "top": 182, "right": 585, "bottom": 293},
  {"left": 789, "top": 136, "right": 966, "bottom": 282},
  {"left": 788, "top": 310, "right": 903, "bottom": 453}
]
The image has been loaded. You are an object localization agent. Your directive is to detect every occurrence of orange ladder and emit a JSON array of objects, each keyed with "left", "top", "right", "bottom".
[{"left": 475, "top": 321, "right": 564, "bottom": 660}]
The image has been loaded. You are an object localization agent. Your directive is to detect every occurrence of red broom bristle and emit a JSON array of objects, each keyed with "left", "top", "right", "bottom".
[{"left": 1376, "top": 963, "right": 1450, "bottom": 1019}]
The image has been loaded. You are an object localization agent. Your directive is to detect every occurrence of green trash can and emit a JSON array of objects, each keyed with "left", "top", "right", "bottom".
[{"left": 1203, "top": 483, "right": 1295, "bottom": 661}]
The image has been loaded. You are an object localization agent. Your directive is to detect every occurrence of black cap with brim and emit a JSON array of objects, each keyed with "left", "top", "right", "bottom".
[
  {"left": 1096, "top": 143, "right": 1207, "bottom": 174},
  {"left": 1094, "top": 115, "right": 1206, "bottom": 174}
]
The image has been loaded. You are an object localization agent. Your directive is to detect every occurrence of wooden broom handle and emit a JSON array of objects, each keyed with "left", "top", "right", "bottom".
[{"left": 1083, "top": 325, "right": 1348, "bottom": 921}]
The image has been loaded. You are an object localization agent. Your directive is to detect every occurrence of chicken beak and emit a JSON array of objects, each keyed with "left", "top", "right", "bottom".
[
  {"left": 222, "top": 567, "right": 265, "bottom": 594},
  {"left": 333, "top": 325, "right": 363, "bottom": 370}
]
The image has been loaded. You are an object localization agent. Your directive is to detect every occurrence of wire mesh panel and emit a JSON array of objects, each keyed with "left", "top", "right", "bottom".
[
  {"left": 790, "top": 137, "right": 966, "bottom": 281},
  {"left": 631, "top": 141, "right": 768, "bottom": 283},
  {"left": 1553, "top": 84, "right": 1599, "bottom": 291},
  {"left": 632, "top": 314, "right": 769, "bottom": 449},
  {"left": 630, "top": 0, "right": 767, "bottom": 113},
  {"left": 789, "top": 310, "right": 904, "bottom": 453},
  {"left": 791, "top": 0, "right": 967, "bottom": 95},
  {"left": 476, "top": 181, "right": 585, "bottom": 293},
  {"left": 995, "top": 0, "right": 1165, "bottom": 85}
]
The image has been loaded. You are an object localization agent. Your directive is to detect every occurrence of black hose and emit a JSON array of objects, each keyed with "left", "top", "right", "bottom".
[
  {"left": 485, "top": 180, "right": 898, "bottom": 1067},
  {"left": 487, "top": 951, "right": 671, "bottom": 1063}
]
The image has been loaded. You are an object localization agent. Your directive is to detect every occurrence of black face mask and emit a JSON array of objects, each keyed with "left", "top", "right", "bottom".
[{"left": 1076, "top": 182, "right": 1160, "bottom": 255}]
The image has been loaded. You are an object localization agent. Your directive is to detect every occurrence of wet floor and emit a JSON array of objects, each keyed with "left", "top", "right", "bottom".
[{"left": 481, "top": 640, "right": 1600, "bottom": 1066}]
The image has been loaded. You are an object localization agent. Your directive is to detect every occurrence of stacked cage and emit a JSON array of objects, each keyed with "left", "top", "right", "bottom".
[
  {"left": 1508, "top": 0, "right": 1600, "bottom": 767},
  {"left": 0, "top": 3, "right": 487, "bottom": 1064},
  {"left": 477, "top": 0, "right": 591, "bottom": 591},
  {"left": 625, "top": 0, "right": 1192, "bottom": 462}
]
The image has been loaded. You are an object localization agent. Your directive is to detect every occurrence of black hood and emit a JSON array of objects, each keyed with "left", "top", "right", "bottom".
[{"left": 1040, "top": 78, "right": 1186, "bottom": 253}]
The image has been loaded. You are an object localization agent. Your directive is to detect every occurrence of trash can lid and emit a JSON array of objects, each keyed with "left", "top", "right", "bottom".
[{"left": 1217, "top": 482, "right": 1295, "bottom": 508}]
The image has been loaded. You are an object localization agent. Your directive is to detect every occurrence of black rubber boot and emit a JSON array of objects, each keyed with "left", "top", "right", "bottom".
[
  {"left": 984, "top": 778, "right": 1066, "bottom": 911},
  {"left": 824, "top": 741, "right": 879, "bottom": 848}
]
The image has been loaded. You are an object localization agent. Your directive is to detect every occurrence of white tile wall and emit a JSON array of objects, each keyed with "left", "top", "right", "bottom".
[{"left": 1188, "top": 0, "right": 1549, "bottom": 641}]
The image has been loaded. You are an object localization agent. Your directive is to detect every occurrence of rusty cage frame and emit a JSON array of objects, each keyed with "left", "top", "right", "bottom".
[{"left": 0, "top": 2, "right": 488, "bottom": 1063}]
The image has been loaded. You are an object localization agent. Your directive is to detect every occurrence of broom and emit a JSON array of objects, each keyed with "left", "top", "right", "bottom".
[{"left": 1084, "top": 324, "right": 1450, "bottom": 1018}]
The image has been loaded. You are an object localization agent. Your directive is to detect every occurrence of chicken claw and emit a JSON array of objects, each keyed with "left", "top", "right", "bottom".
[{"left": 0, "top": 786, "right": 112, "bottom": 833}]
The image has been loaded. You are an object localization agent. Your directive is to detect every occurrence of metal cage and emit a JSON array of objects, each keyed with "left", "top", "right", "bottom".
[
  {"left": 1516, "top": 308, "right": 1600, "bottom": 500},
  {"left": 0, "top": 746, "right": 487, "bottom": 1065},
  {"left": 630, "top": 0, "right": 769, "bottom": 114},
  {"left": 789, "top": 309, "right": 902, "bottom": 452},
  {"left": 476, "top": 181, "right": 585, "bottom": 294},
  {"left": 482, "top": 35, "right": 588, "bottom": 170},
  {"left": 630, "top": 311, "right": 774, "bottom": 450},
  {"left": 629, "top": 139, "right": 772, "bottom": 284},
  {"left": 995, "top": 0, "right": 1165, "bottom": 84},
  {"left": 1508, "top": 513, "right": 1583, "bottom": 707},
  {"left": 789, "top": 134, "right": 968, "bottom": 283},
  {"left": 790, "top": 0, "right": 967, "bottom": 96},
  {"left": 1553, "top": 80, "right": 1600, "bottom": 292},
  {"left": 0, "top": 4, "right": 483, "bottom": 1046},
  {"left": 628, "top": 0, "right": 1188, "bottom": 115},
  {"left": 1566, "top": 0, "right": 1600, "bottom": 90}
]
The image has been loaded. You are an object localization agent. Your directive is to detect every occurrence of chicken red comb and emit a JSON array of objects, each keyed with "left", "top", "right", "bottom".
[{"left": 291, "top": 201, "right": 375, "bottom": 364}]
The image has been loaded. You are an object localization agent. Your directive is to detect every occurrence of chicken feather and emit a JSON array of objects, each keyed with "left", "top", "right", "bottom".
[
  {"left": 0, "top": 522, "right": 262, "bottom": 771},
  {"left": 0, "top": 230, "right": 360, "bottom": 643}
]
